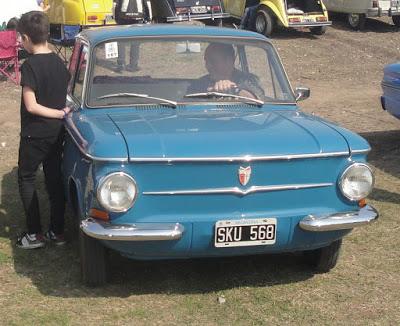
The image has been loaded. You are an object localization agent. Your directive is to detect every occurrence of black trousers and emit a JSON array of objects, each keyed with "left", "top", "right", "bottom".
[{"left": 18, "top": 132, "right": 65, "bottom": 234}]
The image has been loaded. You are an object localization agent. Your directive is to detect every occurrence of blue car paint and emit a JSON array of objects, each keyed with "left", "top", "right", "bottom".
[
  {"left": 64, "top": 25, "right": 372, "bottom": 260},
  {"left": 382, "top": 62, "right": 400, "bottom": 119}
]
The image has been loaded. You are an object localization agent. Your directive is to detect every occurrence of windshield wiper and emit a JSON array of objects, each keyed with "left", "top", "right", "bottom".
[
  {"left": 96, "top": 93, "right": 178, "bottom": 108},
  {"left": 185, "top": 92, "right": 264, "bottom": 107}
]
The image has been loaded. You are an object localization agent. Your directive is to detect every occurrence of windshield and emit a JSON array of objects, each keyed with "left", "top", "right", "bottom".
[{"left": 88, "top": 37, "right": 295, "bottom": 107}]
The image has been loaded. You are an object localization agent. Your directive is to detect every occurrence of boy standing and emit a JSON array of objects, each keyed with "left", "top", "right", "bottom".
[{"left": 16, "top": 11, "right": 70, "bottom": 249}]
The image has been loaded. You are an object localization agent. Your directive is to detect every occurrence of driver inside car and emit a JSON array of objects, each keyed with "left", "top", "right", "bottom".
[{"left": 188, "top": 43, "right": 264, "bottom": 100}]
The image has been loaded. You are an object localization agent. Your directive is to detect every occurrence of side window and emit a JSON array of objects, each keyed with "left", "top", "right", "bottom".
[
  {"left": 67, "top": 41, "right": 81, "bottom": 94},
  {"left": 72, "top": 46, "right": 89, "bottom": 103}
]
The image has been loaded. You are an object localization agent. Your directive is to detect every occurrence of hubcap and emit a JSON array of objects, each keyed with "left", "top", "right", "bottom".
[
  {"left": 255, "top": 15, "right": 266, "bottom": 33},
  {"left": 348, "top": 14, "right": 360, "bottom": 27}
]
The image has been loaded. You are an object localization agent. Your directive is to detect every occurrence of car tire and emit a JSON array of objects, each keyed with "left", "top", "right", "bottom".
[
  {"left": 255, "top": 7, "right": 274, "bottom": 37},
  {"left": 304, "top": 239, "right": 342, "bottom": 273},
  {"left": 310, "top": 26, "right": 327, "bottom": 35},
  {"left": 392, "top": 15, "right": 400, "bottom": 27},
  {"left": 80, "top": 229, "right": 108, "bottom": 286},
  {"left": 347, "top": 13, "right": 366, "bottom": 30}
]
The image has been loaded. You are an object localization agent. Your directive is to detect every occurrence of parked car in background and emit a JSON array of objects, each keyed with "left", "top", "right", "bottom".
[
  {"left": 223, "top": 0, "right": 331, "bottom": 36},
  {"left": 45, "top": 0, "right": 115, "bottom": 39},
  {"left": 149, "top": 0, "right": 229, "bottom": 25},
  {"left": 381, "top": 62, "right": 400, "bottom": 119},
  {"left": 64, "top": 24, "right": 378, "bottom": 286},
  {"left": 324, "top": 0, "right": 400, "bottom": 29}
]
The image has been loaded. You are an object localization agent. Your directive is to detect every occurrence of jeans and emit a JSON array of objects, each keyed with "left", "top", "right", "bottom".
[
  {"left": 117, "top": 42, "right": 140, "bottom": 68},
  {"left": 240, "top": 5, "right": 258, "bottom": 30},
  {"left": 18, "top": 131, "right": 65, "bottom": 234}
]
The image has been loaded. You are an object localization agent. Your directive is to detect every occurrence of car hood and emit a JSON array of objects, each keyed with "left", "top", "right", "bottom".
[{"left": 107, "top": 108, "right": 352, "bottom": 159}]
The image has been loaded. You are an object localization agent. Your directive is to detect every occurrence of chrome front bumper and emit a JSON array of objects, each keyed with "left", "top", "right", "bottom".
[
  {"left": 299, "top": 205, "right": 378, "bottom": 232},
  {"left": 167, "top": 13, "right": 229, "bottom": 22},
  {"left": 80, "top": 218, "right": 184, "bottom": 241},
  {"left": 288, "top": 21, "right": 332, "bottom": 28}
]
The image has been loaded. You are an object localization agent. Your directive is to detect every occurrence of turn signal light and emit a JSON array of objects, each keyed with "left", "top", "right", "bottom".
[
  {"left": 87, "top": 15, "right": 98, "bottom": 21},
  {"left": 358, "top": 199, "right": 367, "bottom": 208},
  {"left": 289, "top": 17, "right": 301, "bottom": 23},
  {"left": 211, "top": 5, "right": 221, "bottom": 12},
  {"left": 89, "top": 208, "right": 110, "bottom": 221},
  {"left": 176, "top": 7, "right": 189, "bottom": 14},
  {"left": 316, "top": 16, "right": 328, "bottom": 22}
]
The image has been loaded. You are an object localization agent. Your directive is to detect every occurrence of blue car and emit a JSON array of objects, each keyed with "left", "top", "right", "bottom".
[
  {"left": 381, "top": 62, "right": 400, "bottom": 120},
  {"left": 64, "top": 24, "right": 378, "bottom": 286}
]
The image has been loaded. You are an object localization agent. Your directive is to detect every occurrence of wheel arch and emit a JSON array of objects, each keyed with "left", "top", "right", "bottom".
[{"left": 258, "top": 1, "right": 285, "bottom": 26}]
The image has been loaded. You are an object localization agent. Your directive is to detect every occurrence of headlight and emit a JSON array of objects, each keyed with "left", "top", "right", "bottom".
[
  {"left": 97, "top": 172, "right": 137, "bottom": 212},
  {"left": 339, "top": 163, "right": 374, "bottom": 201}
]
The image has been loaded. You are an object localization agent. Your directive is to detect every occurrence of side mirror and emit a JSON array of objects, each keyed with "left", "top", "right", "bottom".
[{"left": 294, "top": 87, "right": 310, "bottom": 102}]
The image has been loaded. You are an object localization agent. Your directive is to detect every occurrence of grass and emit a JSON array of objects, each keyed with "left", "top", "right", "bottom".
[
  {"left": 1, "top": 21, "right": 400, "bottom": 325},
  {"left": 0, "top": 112, "right": 399, "bottom": 326}
]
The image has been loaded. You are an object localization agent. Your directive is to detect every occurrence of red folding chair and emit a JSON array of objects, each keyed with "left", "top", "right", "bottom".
[{"left": 0, "top": 30, "right": 20, "bottom": 85}]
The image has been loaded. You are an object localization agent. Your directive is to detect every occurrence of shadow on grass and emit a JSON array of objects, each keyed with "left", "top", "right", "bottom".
[
  {"left": 360, "top": 129, "right": 400, "bottom": 179},
  {"left": 0, "top": 168, "right": 314, "bottom": 297},
  {"left": 369, "top": 187, "right": 400, "bottom": 204}
]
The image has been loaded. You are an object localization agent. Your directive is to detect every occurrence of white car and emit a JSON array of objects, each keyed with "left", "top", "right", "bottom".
[{"left": 324, "top": 0, "right": 400, "bottom": 29}]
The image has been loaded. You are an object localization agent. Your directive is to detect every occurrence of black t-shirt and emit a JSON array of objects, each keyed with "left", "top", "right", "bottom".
[{"left": 20, "top": 53, "right": 70, "bottom": 138}]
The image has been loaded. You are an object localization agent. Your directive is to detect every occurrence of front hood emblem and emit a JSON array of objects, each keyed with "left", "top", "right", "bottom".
[{"left": 238, "top": 166, "right": 252, "bottom": 186}]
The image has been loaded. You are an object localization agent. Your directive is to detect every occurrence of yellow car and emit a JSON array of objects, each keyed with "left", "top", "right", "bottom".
[
  {"left": 223, "top": 0, "right": 331, "bottom": 36},
  {"left": 45, "top": 0, "right": 115, "bottom": 28}
]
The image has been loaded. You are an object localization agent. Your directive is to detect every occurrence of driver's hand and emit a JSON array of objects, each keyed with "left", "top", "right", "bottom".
[{"left": 208, "top": 80, "right": 237, "bottom": 93}]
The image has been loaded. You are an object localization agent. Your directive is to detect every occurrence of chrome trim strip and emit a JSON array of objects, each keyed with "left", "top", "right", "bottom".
[
  {"left": 65, "top": 125, "right": 128, "bottom": 162},
  {"left": 130, "top": 152, "right": 349, "bottom": 163},
  {"left": 351, "top": 149, "right": 371, "bottom": 154},
  {"left": 299, "top": 205, "right": 378, "bottom": 232},
  {"left": 80, "top": 218, "right": 184, "bottom": 241},
  {"left": 143, "top": 183, "right": 333, "bottom": 196}
]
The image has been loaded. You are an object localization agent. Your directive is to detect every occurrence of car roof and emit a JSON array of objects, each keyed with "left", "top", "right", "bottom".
[{"left": 79, "top": 24, "right": 269, "bottom": 46}]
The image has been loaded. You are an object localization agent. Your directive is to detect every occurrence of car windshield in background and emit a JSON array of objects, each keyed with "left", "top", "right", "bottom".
[{"left": 88, "top": 37, "right": 295, "bottom": 107}]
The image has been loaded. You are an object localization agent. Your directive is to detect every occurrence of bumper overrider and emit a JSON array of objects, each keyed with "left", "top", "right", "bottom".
[
  {"left": 81, "top": 205, "right": 378, "bottom": 241},
  {"left": 81, "top": 219, "right": 184, "bottom": 241},
  {"left": 299, "top": 205, "right": 378, "bottom": 232}
]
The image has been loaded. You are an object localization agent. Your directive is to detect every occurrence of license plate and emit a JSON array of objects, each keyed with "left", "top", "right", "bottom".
[
  {"left": 214, "top": 218, "right": 277, "bottom": 247},
  {"left": 191, "top": 6, "right": 208, "bottom": 14},
  {"left": 303, "top": 18, "right": 315, "bottom": 23}
]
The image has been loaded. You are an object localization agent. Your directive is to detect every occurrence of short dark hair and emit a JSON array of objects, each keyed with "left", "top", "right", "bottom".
[
  {"left": 205, "top": 43, "right": 235, "bottom": 61},
  {"left": 17, "top": 11, "right": 49, "bottom": 44},
  {"left": 6, "top": 17, "right": 19, "bottom": 30}
]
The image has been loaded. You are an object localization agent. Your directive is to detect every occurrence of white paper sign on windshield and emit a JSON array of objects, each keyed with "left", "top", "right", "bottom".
[{"left": 105, "top": 42, "right": 119, "bottom": 59}]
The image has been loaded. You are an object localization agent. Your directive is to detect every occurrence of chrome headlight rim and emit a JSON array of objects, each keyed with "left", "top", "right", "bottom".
[
  {"left": 339, "top": 163, "right": 374, "bottom": 201},
  {"left": 96, "top": 172, "right": 138, "bottom": 213}
]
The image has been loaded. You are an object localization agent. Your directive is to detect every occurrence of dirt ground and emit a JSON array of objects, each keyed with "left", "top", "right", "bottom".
[{"left": 0, "top": 16, "right": 399, "bottom": 325}]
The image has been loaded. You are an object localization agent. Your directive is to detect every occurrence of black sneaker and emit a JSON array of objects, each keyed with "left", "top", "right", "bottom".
[
  {"left": 16, "top": 233, "right": 45, "bottom": 249},
  {"left": 44, "top": 230, "right": 66, "bottom": 246}
]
